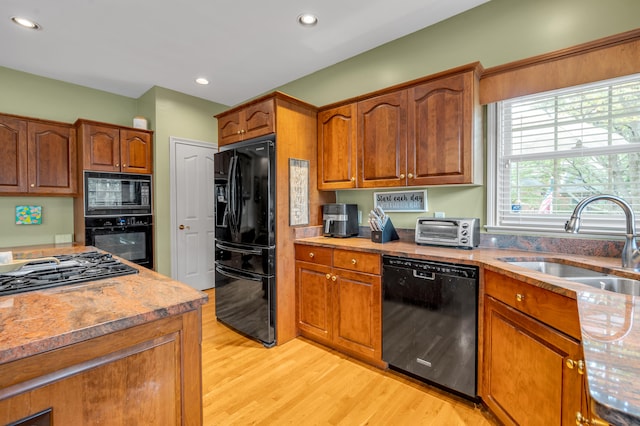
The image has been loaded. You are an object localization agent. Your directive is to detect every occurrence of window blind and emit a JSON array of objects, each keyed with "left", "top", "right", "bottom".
[{"left": 488, "top": 73, "right": 640, "bottom": 235}]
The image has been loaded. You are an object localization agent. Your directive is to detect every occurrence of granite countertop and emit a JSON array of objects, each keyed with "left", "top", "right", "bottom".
[
  {"left": 0, "top": 244, "right": 208, "bottom": 365},
  {"left": 296, "top": 235, "right": 640, "bottom": 425}
]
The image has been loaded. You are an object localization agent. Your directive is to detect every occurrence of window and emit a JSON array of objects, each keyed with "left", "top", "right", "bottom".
[{"left": 487, "top": 73, "right": 640, "bottom": 235}]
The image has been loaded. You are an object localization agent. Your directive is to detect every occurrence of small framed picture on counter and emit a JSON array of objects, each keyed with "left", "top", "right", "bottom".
[{"left": 373, "top": 190, "right": 428, "bottom": 212}]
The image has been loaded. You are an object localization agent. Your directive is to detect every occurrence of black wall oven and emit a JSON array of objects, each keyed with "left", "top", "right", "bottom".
[
  {"left": 85, "top": 216, "right": 153, "bottom": 269},
  {"left": 83, "top": 171, "right": 153, "bottom": 269}
]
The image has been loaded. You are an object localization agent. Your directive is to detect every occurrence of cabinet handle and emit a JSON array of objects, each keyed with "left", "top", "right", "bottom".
[
  {"left": 115, "top": 163, "right": 120, "bottom": 168},
  {"left": 400, "top": 174, "right": 405, "bottom": 179},
  {"left": 351, "top": 177, "right": 355, "bottom": 182},
  {"left": 576, "top": 411, "right": 609, "bottom": 426},
  {"left": 325, "top": 273, "right": 331, "bottom": 280},
  {"left": 331, "top": 275, "right": 337, "bottom": 282},
  {"left": 408, "top": 173, "right": 414, "bottom": 179},
  {"left": 237, "top": 130, "right": 241, "bottom": 135},
  {"left": 30, "top": 183, "right": 35, "bottom": 187},
  {"left": 309, "top": 252, "right": 315, "bottom": 258},
  {"left": 516, "top": 293, "right": 525, "bottom": 302},
  {"left": 351, "top": 259, "right": 357, "bottom": 265},
  {"left": 123, "top": 164, "right": 127, "bottom": 167},
  {"left": 566, "top": 359, "right": 585, "bottom": 375}
]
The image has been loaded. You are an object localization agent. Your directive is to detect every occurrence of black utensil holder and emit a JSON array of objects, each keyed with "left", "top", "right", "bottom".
[{"left": 371, "top": 219, "right": 399, "bottom": 243}]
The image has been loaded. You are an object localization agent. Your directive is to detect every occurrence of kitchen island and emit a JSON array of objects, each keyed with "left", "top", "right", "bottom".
[
  {"left": 296, "top": 235, "right": 640, "bottom": 426},
  {"left": 0, "top": 244, "right": 208, "bottom": 425}
]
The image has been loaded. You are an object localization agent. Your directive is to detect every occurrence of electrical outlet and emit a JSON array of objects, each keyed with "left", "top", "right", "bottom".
[
  {"left": 434, "top": 211, "right": 445, "bottom": 218},
  {"left": 358, "top": 210, "right": 362, "bottom": 224}
]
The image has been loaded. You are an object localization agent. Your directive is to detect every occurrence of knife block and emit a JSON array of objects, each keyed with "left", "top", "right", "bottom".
[{"left": 371, "top": 219, "right": 399, "bottom": 243}]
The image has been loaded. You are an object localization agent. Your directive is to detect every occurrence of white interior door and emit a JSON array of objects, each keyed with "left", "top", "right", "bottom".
[{"left": 170, "top": 137, "right": 216, "bottom": 290}]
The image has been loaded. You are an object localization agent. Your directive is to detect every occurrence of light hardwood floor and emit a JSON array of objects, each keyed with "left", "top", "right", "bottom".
[{"left": 202, "top": 289, "right": 497, "bottom": 425}]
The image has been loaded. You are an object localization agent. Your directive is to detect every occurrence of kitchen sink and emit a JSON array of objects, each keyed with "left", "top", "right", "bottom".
[
  {"left": 500, "top": 258, "right": 640, "bottom": 296},
  {"left": 568, "top": 276, "right": 640, "bottom": 296},
  {"left": 500, "top": 259, "right": 606, "bottom": 278}
]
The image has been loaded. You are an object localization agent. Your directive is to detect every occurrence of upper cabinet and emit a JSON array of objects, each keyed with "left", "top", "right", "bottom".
[
  {"left": 317, "top": 104, "right": 358, "bottom": 189},
  {"left": 317, "top": 63, "right": 483, "bottom": 190},
  {"left": 76, "top": 120, "right": 153, "bottom": 174},
  {"left": 216, "top": 98, "right": 275, "bottom": 146},
  {"left": 358, "top": 91, "right": 408, "bottom": 188},
  {"left": 0, "top": 113, "right": 77, "bottom": 196}
]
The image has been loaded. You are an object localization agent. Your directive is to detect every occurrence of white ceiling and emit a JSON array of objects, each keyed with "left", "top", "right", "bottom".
[{"left": 3, "top": 0, "right": 488, "bottom": 106}]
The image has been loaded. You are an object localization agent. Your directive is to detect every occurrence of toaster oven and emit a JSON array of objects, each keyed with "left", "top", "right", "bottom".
[{"left": 415, "top": 217, "right": 480, "bottom": 249}]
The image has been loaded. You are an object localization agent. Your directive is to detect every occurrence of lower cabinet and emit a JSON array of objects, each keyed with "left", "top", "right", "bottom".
[
  {"left": 295, "top": 244, "right": 383, "bottom": 367},
  {"left": 483, "top": 270, "right": 594, "bottom": 426},
  {"left": 0, "top": 310, "right": 203, "bottom": 425}
]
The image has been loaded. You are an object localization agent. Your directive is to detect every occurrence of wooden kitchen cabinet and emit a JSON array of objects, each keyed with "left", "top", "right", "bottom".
[
  {"left": 0, "top": 309, "right": 203, "bottom": 425},
  {"left": 317, "top": 104, "right": 358, "bottom": 189},
  {"left": 358, "top": 91, "right": 408, "bottom": 188},
  {"left": 408, "top": 70, "right": 479, "bottom": 185},
  {"left": 295, "top": 244, "right": 383, "bottom": 367},
  {"left": 76, "top": 119, "right": 153, "bottom": 174},
  {"left": 316, "top": 62, "right": 483, "bottom": 190},
  {"left": 483, "top": 270, "right": 590, "bottom": 425},
  {"left": 0, "top": 113, "right": 77, "bottom": 196},
  {"left": 216, "top": 97, "right": 275, "bottom": 146}
]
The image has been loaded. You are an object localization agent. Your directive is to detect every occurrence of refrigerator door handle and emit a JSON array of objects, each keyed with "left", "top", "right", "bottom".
[
  {"left": 215, "top": 242, "right": 262, "bottom": 255},
  {"left": 215, "top": 265, "right": 262, "bottom": 282}
]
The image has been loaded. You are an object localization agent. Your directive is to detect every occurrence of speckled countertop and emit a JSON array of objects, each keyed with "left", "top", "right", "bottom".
[
  {"left": 296, "top": 235, "right": 640, "bottom": 425},
  {"left": 0, "top": 244, "right": 208, "bottom": 365}
]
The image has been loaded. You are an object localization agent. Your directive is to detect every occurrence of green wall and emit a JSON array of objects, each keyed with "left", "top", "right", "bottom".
[
  {"left": 141, "top": 87, "right": 226, "bottom": 275},
  {"left": 277, "top": 0, "right": 640, "bottom": 226},
  {"left": 1, "top": 0, "right": 639, "bottom": 275}
]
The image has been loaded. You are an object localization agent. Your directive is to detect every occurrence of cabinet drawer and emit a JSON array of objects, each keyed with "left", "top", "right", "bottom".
[
  {"left": 485, "top": 269, "right": 581, "bottom": 340},
  {"left": 295, "top": 244, "right": 332, "bottom": 265},
  {"left": 333, "top": 250, "right": 380, "bottom": 275}
]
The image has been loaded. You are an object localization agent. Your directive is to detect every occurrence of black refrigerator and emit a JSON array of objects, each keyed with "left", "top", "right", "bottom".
[{"left": 214, "top": 135, "right": 276, "bottom": 347}]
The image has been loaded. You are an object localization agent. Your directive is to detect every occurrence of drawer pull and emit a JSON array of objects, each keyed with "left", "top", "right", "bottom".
[
  {"left": 309, "top": 252, "right": 315, "bottom": 258},
  {"left": 516, "top": 293, "right": 525, "bottom": 302},
  {"left": 351, "top": 259, "right": 357, "bottom": 265},
  {"left": 325, "top": 273, "right": 331, "bottom": 280},
  {"left": 566, "top": 359, "right": 585, "bottom": 375},
  {"left": 331, "top": 275, "right": 337, "bottom": 282}
]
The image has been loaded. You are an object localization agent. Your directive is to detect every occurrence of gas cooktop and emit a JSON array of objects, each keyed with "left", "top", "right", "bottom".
[{"left": 0, "top": 251, "right": 138, "bottom": 296}]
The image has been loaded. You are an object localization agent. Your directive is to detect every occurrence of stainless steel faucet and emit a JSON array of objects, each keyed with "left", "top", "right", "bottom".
[{"left": 565, "top": 194, "right": 640, "bottom": 271}]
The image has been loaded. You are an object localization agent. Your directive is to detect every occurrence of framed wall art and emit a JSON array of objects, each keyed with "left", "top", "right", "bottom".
[
  {"left": 289, "top": 158, "right": 309, "bottom": 226},
  {"left": 373, "top": 190, "right": 428, "bottom": 212}
]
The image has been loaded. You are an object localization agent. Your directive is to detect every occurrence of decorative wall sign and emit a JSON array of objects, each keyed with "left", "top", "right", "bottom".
[
  {"left": 373, "top": 190, "right": 428, "bottom": 212},
  {"left": 16, "top": 205, "right": 42, "bottom": 225},
  {"left": 289, "top": 158, "right": 310, "bottom": 226}
]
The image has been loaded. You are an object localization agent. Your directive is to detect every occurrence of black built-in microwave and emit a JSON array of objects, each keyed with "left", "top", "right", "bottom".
[{"left": 84, "top": 171, "right": 152, "bottom": 217}]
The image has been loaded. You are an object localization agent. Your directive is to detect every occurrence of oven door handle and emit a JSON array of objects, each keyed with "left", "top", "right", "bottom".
[
  {"left": 413, "top": 270, "right": 436, "bottom": 280},
  {"left": 215, "top": 266, "right": 261, "bottom": 282},
  {"left": 215, "top": 242, "right": 262, "bottom": 255}
]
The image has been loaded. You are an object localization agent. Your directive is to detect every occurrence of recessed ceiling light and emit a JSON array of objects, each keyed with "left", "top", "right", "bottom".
[
  {"left": 297, "top": 13, "right": 318, "bottom": 27},
  {"left": 11, "top": 16, "right": 41, "bottom": 30},
  {"left": 195, "top": 77, "right": 209, "bottom": 85}
]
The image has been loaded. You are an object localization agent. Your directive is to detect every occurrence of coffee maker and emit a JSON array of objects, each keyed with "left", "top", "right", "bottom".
[{"left": 322, "top": 204, "right": 359, "bottom": 237}]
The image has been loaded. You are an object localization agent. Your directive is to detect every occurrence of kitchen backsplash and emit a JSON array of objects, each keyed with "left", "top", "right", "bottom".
[{"left": 294, "top": 225, "right": 624, "bottom": 258}]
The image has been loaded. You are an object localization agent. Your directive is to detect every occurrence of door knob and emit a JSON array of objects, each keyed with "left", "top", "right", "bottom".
[{"left": 179, "top": 224, "right": 190, "bottom": 230}]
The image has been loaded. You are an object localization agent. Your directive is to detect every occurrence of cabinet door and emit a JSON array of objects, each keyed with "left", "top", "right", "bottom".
[
  {"left": 408, "top": 72, "right": 473, "bottom": 185},
  {"left": 358, "top": 91, "right": 407, "bottom": 188},
  {"left": 333, "top": 269, "right": 382, "bottom": 362},
  {"left": 81, "top": 123, "right": 121, "bottom": 172},
  {"left": 243, "top": 98, "right": 275, "bottom": 140},
  {"left": 0, "top": 115, "right": 28, "bottom": 193},
  {"left": 27, "top": 121, "right": 77, "bottom": 195},
  {"left": 121, "top": 129, "right": 153, "bottom": 174},
  {"left": 317, "top": 104, "right": 358, "bottom": 189},
  {"left": 218, "top": 110, "right": 243, "bottom": 146},
  {"left": 296, "top": 261, "right": 333, "bottom": 344},
  {"left": 483, "top": 296, "right": 583, "bottom": 426}
]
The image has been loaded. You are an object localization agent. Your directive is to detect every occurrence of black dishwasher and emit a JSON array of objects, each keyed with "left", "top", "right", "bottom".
[{"left": 382, "top": 255, "right": 479, "bottom": 399}]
